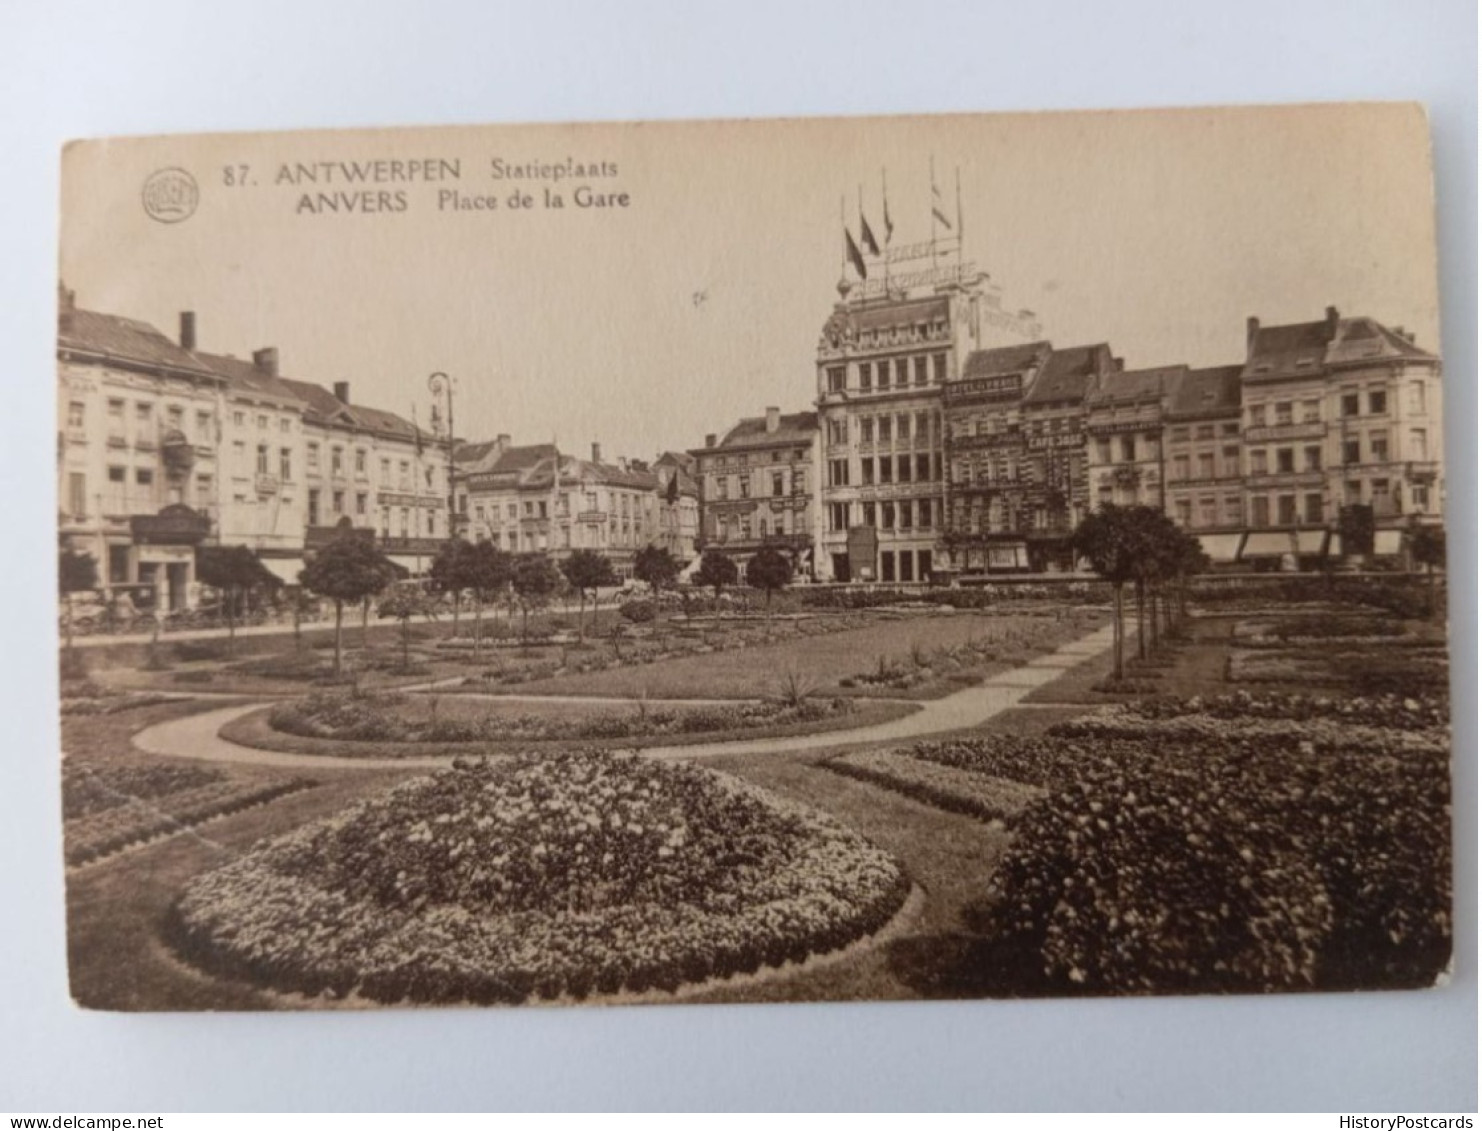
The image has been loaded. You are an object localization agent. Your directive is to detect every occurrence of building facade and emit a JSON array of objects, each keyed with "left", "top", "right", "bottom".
[
  {"left": 57, "top": 294, "right": 222, "bottom": 610},
  {"left": 814, "top": 261, "right": 1041, "bottom": 582},
  {"left": 691, "top": 408, "right": 820, "bottom": 576}
]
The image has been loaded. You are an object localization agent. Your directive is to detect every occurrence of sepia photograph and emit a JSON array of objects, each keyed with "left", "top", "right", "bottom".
[{"left": 54, "top": 103, "right": 1453, "bottom": 1015}]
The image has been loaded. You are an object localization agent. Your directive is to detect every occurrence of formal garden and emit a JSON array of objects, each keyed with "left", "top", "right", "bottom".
[{"left": 58, "top": 510, "right": 1453, "bottom": 1009}]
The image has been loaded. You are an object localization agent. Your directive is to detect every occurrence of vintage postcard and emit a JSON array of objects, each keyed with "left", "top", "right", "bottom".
[{"left": 56, "top": 104, "right": 1451, "bottom": 1011}]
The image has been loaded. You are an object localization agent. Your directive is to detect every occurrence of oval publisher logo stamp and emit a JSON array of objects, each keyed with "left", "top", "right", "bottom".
[{"left": 141, "top": 167, "right": 199, "bottom": 223}]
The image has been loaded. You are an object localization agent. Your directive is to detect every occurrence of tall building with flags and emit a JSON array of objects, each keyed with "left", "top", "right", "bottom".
[{"left": 815, "top": 171, "right": 1042, "bottom": 582}]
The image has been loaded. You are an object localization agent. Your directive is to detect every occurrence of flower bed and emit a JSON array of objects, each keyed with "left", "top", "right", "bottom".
[
  {"left": 268, "top": 691, "right": 859, "bottom": 745},
  {"left": 825, "top": 749, "right": 1046, "bottom": 824},
  {"left": 1115, "top": 690, "right": 1449, "bottom": 731},
  {"left": 65, "top": 776, "right": 317, "bottom": 867},
  {"left": 60, "top": 685, "right": 180, "bottom": 716},
  {"left": 167, "top": 752, "right": 908, "bottom": 1004},
  {"left": 63, "top": 760, "right": 226, "bottom": 820},
  {"left": 903, "top": 694, "right": 1452, "bottom": 994},
  {"left": 1227, "top": 646, "right": 1450, "bottom": 694}
]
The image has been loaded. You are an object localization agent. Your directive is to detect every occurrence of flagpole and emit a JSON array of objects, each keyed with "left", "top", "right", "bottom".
[
  {"left": 857, "top": 182, "right": 864, "bottom": 305},
  {"left": 881, "top": 168, "right": 892, "bottom": 298},
  {"left": 929, "top": 156, "right": 938, "bottom": 269},
  {"left": 955, "top": 165, "right": 964, "bottom": 274}
]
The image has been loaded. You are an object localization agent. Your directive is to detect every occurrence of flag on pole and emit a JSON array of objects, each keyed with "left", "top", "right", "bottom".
[
  {"left": 844, "top": 226, "right": 868, "bottom": 279},
  {"left": 860, "top": 212, "right": 881, "bottom": 257},
  {"left": 882, "top": 170, "right": 894, "bottom": 245},
  {"left": 932, "top": 174, "right": 953, "bottom": 231}
]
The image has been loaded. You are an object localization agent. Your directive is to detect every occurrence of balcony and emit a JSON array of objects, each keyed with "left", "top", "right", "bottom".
[
  {"left": 254, "top": 473, "right": 281, "bottom": 496},
  {"left": 1245, "top": 421, "right": 1325, "bottom": 443},
  {"left": 1245, "top": 470, "right": 1325, "bottom": 489}
]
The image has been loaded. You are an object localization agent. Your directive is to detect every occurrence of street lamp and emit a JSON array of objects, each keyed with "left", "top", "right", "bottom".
[{"left": 427, "top": 371, "right": 459, "bottom": 539}]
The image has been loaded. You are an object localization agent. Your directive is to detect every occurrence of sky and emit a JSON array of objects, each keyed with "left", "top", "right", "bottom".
[{"left": 60, "top": 102, "right": 1441, "bottom": 461}]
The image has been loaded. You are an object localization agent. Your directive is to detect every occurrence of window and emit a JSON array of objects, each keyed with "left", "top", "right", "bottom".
[
  {"left": 713, "top": 476, "right": 727, "bottom": 500},
  {"left": 1249, "top": 449, "right": 1268, "bottom": 476},
  {"left": 897, "top": 413, "right": 911, "bottom": 440},
  {"left": 933, "top": 353, "right": 948, "bottom": 383},
  {"left": 232, "top": 440, "right": 247, "bottom": 475},
  {"left": 1276, "top": 448, "right": 1294, "bottom": 474},
  {"left": 899, "top": 499, "right": 913, "bottom": 529},
  {"left": 915, "top": 411, "right": 930, "bottom": 443},
  {"left": 1341, "top": 392, "right": 1360, "bottom": 417},
  {"left": 1169, "top": 427, "right": 1190, "bottom": 443},
  {"left": 913, "top": 356, "right": 928, "bottom": 386},
  {"left": 916, "top": 453, "right": 931, "bottom": 481},
  {"left": 1222, "top": 495, "right": 1242, "bottom": 527},
  {"left": 828, "top": 458, "right": 849, "bottom": 488},
  {"left": 918, "top": 499, "right": 933, "bottom": 529},
  {"left": 1410, "top": 429, "right": 1428, "bottom": 461},
  {"left": 67, "top": 472, "right": 86, "bottom": 517},
  {"left": 876, "top": 360, "right": 891, "bottom": 388},
  {"left": 256, "top": 443, "right": 269, "bottom": 475},
  {"left": 878, "top": 456, "right": 893, "bottom": 484},
  {"left": 1408, "top": 381, "right": 1426, "bottom": 414},
  {"left": 196, "top": 410, "right": 213, "bottom": 439},
  {"left": 331, "top": 447, "right": 343, "bottom": 476},
  {"left": 1368, "top": 389, "right": 1387, "bottom": 414},
  {"left": 108, "top": 465, "right": 126, "bottom": 483},
  {"left": 400, "top": 508, "right": 410, "bottom": 536},
  {"left": 281, "top": 417, "right": 292, "bottom": 433},
  {"left": 233, "top": 411, "right": 245, "bottom": 428},
  {"left": 880, "top": 502, "right": 895, "bottom": 530},
  {"left": 1411, "top": 484, "right": 1430, "bottom": 509},
  {"left": 195, "top": 474, "right": 212, "bottom": 508},
  {"left": 1304, "top": 493, "right": 1323, "bottom": 524},
  {"left": 859, "top": 418, "right": 874, "bottom": 443},
  {"left": 355, "top": 492, "right": 367, "bottom": 516},
  {"left": 1171, "top": 455, "right": 1189, "bottom": 482},
  {"left": 399, "top": 460, "right": 410, "bottom": 489},
  {"left": 826, "top": 365, "right": 845, "bottom": 393},
  {"left": 307, "top": 489, "right": 320, "bottom": 525},
  {"left": 380, "top": 458, "right": 390, "bottom": 484},
  {"left": 1251, "top": 497, "right": 1271, "bottom": 527},
  {"left": 860, "top": 501, "right": 876, "bottom": 527},
  {"left": 897, "top": 454, "right": 912, "bottom": 483},
  {"left": 1095, "top": 438, "right": 1112, "bottom": 465},
  {"left": 1303, "top": 446, "right": 1322, "bottom": 472},
  {"left": 828, "top": 418, "right": 848, "bottom": 445},
  {"left": 738, "top": 475, "right": 750, "bottom": 499},
  {"left": 307, "top": 442, "right": 320, "bottom": 471},
  {"left": 135, "top": 403, "right": 154, "bottom": 444},
  {"left": 771, "top": 471, "right": 784, "bottom": 496},
  {"left": 1275, "top": 401, "right": 1293, "bottom": 425},
  {"left": 1248, "top": 404, "right": 1267, "bottom": 427},
  {"left": 830, "top": 502, "right": 849, "bottom": 532},
  {"left": 1174, "top": 498, "right": 1192, "bottom": 527},
  {"left": 280, "top": 448, "right": 292, "bottom": 481},
  {"left": 1277, "top": 495, "right": 1296, "bottom": 525},
  {"left": 355, "top": 449, "right": 366, "bottom": 474},
  {"left": 1301, "top": 399, "right": 1321, "bottom": 423},
  {"left": 895, "top": 358, "right": 909, "bottom": 388},
  {"left": 1222, "top": 422, "right": 1240, "bottom": 437},
  {"left": 1197, "top": 452, "right": 1215, "bottom": 479},
  {"left": 332, "top": 490, "right": 345, "bottom": 515},
  {"left": 1343, "top": 439, "right": 1360, "bottom": 465},
  {"left": 1369, "top": 431, "right": 1388, "bottom": 461},
  {"left": 1120, "top": 436, "right": 1137, "bottom": 462},
  {"left": 66, "top": 401, "right": 85, "bottom": 428},
  {"left": 878, "top": 416, "right": 892, "bottom": 443},
  {"left": 1198, "top": 497, "right": 1217, "bottom": 528},
  {"left": 507, "top": 503, "right": 517, "bottom": 520},
  {"left": 1221, "top": 446, "right": 1240, "bottom": 477}
]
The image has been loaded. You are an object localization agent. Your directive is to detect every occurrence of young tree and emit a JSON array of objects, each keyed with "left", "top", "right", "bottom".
[
  {"left": 634, "top": 544, "right": 679, "bottom": 622},
  {"left": 58, "top": 548, "right": 99, "bottom": 654},
  {"left": 299, "top": 536, "right": 398, "bottom": 675},
  {"left": 511, "top": 553, "right": 560, "bottom": 642},
  {"left": 196, "top": 545, "right": 283, "bottom": 655},
  {"left": 1071, "top": 505, "right": 1145, "bottom": 681},
  {"left": 465, "top": 540, "right": 513, "bottom": 657},
  {"left": 1411, "top": 525, "right": 1446, "bottom": 618},
  {"left": 694, "top": 549, "right": 738, "bottom": 603},
  {"left": 378, "top": 586, "right": 432, "bottom": 671},
  {"left": 561, "top": 548, "right": 618, "bottom": 640},
  {"left": 429, "top": 539, "right": 474, "bottom": 638},
  {"left": 744, "top": 547, "right": 792, "bottom": 620}
]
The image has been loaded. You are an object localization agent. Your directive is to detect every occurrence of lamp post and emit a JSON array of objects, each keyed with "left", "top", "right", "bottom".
[{"left": 427, "top": 371, "right": 459, "bottom": 540}]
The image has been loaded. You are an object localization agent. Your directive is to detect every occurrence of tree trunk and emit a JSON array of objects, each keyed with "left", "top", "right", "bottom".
[
  {"left": 1148, "top": 590, "right": 1159, "bottom": 652},
  {"left": 577, "top": 591, "right": 586, "bottom": 641},
  {"left": 226, "top": 589, "right": 236, "bottom": 656},
  {"left": 1134, "top": 580, "right": 1147, "bottom": 660},
  {"left": 333, "top": 600, "right": 344, "bottom": 675},
  {"left": 1112, "top": 583, "right": 1124, "bottom": 681},
  {"left": 362, "top": 597, "right": 371, "bottom": 651},
  {"left": 293, "top": 598, "right": 302, "bottom": 651},
  {"left": 401, "top": 616, "right": 410, "bottom": 670},
  {"left": 65, "top": 594, "right": 74, "bottom": 653},
  {"left": 474, "top": 594, "right": 483, "bottom": 660},
  {"left": 1427, "top": 562, "right": 1436, "bottom": 619},
  {"left": 451, "top": 589, "right": 461, "bottom": 642}
]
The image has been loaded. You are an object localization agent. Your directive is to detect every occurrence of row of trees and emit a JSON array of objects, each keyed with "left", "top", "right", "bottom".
[{"left": 1069, "top": 504, "right": 1210, "bottom": 681}]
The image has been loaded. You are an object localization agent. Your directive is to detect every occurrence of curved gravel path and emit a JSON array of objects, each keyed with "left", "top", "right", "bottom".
[{"left": 131, "top": 624, "right": 1117, "bottom": 770}]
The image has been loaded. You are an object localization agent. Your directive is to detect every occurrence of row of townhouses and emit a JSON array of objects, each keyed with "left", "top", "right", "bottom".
[
  {"left": 55, "top": 287, "right": 700, "bottom": 610},
  {"left": 691, "top": 264, "right": 1443, "bottom": 583}
]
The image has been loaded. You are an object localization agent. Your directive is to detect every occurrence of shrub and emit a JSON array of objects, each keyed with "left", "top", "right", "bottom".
[{"left": 619, "top": 600, "right": 656, "bottom": 624}]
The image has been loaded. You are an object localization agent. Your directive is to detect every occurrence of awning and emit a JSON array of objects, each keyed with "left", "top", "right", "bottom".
[
  {"left": 1295, "top": 530, "right": 1330, "bottom": 556},
  {"left": 1374, "top": 529, "right": 1403, "bottom": 556},
  {"left": 387, "top": 554, "right": 425, "bottom": 576},
  {"left": 1197, "top": 533, "right": 1244, "bottom": 563},
  {"left": 259, "top": 557, "right": 305, "bottom": 585},
  {"left": 1242, "top": 531, "right": 1293, "bottom": 558}
]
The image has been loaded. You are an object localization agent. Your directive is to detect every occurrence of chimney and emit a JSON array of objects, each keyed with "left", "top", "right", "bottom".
[
  {"left": 1325, "top": 305, "right": 1340, "bottom": 340},
  {"left": 705, "top": 433, "right": 717, "bottom": 449},
  {"left": 252, "top": 347, "right": 279, "bottom": 377},
  {"left": 58, "top": 282, "right": 76, "bottom": 331},
  {"left": 765, "top": 406, "right": 781, "bottom": 434},
  {"left": 618, "top": 456, "right": 629, "bottom": 472},
  {"left": 1245, "top": 316, "right": 1260, "bottom": 357},
  {"left": 179, "top": 311, "right": 196, "bottom": 351},
  {"left": 496, "top": 433, "right": 511, "bottom": 448},
  {"left": 591, "top": 442, "right": 602, "bottom": 463},
  {"left": 333, "top": 381, "right": 350, "bottom": 404}
]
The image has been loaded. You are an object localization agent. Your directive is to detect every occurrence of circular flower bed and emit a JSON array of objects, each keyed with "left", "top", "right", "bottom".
[{"left": 167, "top": 752, "right": 907, "bottom": 1004}]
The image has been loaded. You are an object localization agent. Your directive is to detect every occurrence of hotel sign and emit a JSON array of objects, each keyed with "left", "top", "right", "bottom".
[
  {"left": 1026, "top": 431, "right": 1084, "bottom": 451},
  {"left": 946, "top": 373, "right": 1022, "bottom": 401},
  {"left": 859, "top": 259, "right": 978, "bottom": 299}
]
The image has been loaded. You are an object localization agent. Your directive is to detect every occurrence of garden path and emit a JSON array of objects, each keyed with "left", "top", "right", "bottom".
[{"left": 130, "top": 623, "right": 1118, "bottom": 771}]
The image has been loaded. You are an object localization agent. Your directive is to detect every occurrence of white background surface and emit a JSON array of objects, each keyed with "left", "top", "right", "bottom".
[{"left": 0, "top": 0, "right": 1475, "bottom": 1112}]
